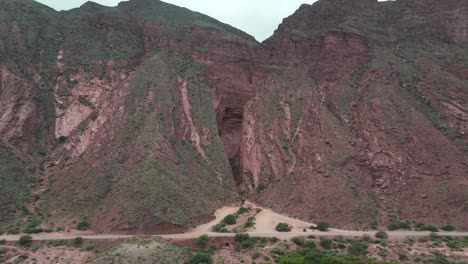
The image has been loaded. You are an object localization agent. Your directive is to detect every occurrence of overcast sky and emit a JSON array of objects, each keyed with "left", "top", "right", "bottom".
[{"left": 35, "top": 0, "right": 317, "bottom": 41}]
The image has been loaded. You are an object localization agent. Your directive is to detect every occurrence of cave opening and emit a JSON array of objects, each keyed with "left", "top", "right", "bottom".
[{"left": 217, "top": 105, "right": 244, "bottom": 186}]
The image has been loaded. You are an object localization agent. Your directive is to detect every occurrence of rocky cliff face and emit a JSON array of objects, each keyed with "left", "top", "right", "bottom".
[
  {"left": 0, "top": 0, "right": 466, "bottom": 231},
  {"left": 243, "top": 0, "right": 468, "bottom": 229},
  {"left": 0, "top": 0, "right": 258, "bottom": 231}
]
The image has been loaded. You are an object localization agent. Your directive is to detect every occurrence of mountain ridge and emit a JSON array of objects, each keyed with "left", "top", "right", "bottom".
[{"left": 0, "top": 0, "right": 466, "bottom": 232}]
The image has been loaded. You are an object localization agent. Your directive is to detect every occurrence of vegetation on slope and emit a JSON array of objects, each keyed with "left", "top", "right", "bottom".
[{"left": 0, "top": 142, "right": 36, "bottom": 223}]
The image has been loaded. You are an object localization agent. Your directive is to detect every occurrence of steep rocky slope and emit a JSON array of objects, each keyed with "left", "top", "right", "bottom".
[
  {"left": 0, "top": 0, "right": 258, "bottom": 231},
  {"left": 242, "top": 0, "right": 468, "bottom": 229},
  {"left": 0, "top": 0, "right": 466, "bottom": 232}
]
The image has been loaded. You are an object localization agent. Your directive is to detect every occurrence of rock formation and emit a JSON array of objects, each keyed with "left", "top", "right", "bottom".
[{"left": 0, "top": 0, "right": 466, "bottom": 231}]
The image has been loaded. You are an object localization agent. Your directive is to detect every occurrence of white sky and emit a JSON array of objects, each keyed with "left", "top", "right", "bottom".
[{"left": 35, "top": 0, "right": 318, "bottom": 41}]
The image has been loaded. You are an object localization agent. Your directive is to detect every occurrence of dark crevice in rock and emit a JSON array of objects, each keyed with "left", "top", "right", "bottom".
[{"left": 217, "top": 104, "right": 245, "bottom": 187}]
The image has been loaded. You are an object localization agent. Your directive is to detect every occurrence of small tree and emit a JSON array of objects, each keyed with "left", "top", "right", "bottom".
[
  {"left": 196, "top": 234, "right": 209, "bottom": 249},
  {"left": 316, "top": 222, "right": 330, "bottom": 231},
  {"left": 222, "top": 214, "right": 236, "bottom": 225},
  {"left": 275, "top": 223, "right": 291, "bottom": 232},
  {"left": 77, "top": 217, "right": 91, "bottom": 231},
  {"left": 58, "top": 136, "right": 68, "bottom": 143},
  {"left": 291, "top": 237, "right": 304, "bottom": 247},
  {"left": 441, "top": 224, "right": 455, "bottom": 231},
  {"left": 19, "top": 235, "right": 33, "bottom": 247},
  {"left": 234, "top": 233, "right": 250, "bottom": 243},
  {"left": 74, "top": 237, "right": 83, "bottom": 246},
  {"left": 375, "top": 231, "right": 388, "bottom": 239}
]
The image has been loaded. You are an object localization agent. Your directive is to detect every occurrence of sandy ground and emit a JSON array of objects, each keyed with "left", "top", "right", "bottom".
[
  {"left": 186, "top": 200, "right": 316, "bottom": 234},
  {"left": 188, "top": 205, "right": 239, "bottom": 233},
  {"left": 245, "top": 201, "right": 315, "bottom": 233}
]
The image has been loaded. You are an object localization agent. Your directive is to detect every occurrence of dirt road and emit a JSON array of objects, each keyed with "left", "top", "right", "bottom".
[
  {"left": 1, "top": 230, "right": 467, "bottom": 242},
  {"left": 2, "top": 202, "right": 466, "bottom": 242}
]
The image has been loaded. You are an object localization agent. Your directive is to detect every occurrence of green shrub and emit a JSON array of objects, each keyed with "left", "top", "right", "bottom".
[
  {"left": 26, "top": 218, "right": 41, "bottom": 228},
  {"left": 241, "top": 238, "right": 257, "bottom": 249},
  {"left": 196, "top": 234, "right": 209, "bottom": 249},
  {"left": 418, "top": 237, "right": 429, "bottom": 243},
  {"left": 387, "top": 220, "right": 411, "bottom": 231},
  {"left": 19, "top": 235, "right": 33, "bottom": 247},
  {"left": 375, "top": 231, "right": 388, "bottom": 239},
  {"left": 8, "top": 227, "right": 20, "bottom": 234},
  {"left": 398, "top": 253, "right": 408, "bottom": 261},
  {"left": 58, "top": 136, "right": 68, "bottom": 143},
  {"left": 380, "top": 240, "right": 388, "bottom": 247},
  {"left": 252, "top": 251, "right": 261, "bottom": 259},
  {"left": 429, "top": 232, "right": 440, "bottom": 241},
  {"left": 89, "top": 111, "right": 99, "bottom": 121},
  {"left": 446, "top": 240, "right": 461, "bottom": 251},
  {"left": 185, "top": 251, "right": 213, "bottom": 264},
  {"left": 348, "top": 241, "right": 368, "bottom": 256},
  {"left": 257, "top": 183, "right": 266, "bottom": 192},
  {"left": 211, "top": 224, "right": 224, "bottom": 232},
  {"left": 304, "top": 240, "right": 316, "bottom": 249},
  {"left": 74, "top": 237, "right": 83, "bottom": 246},
  {"left": 316, "top": 222, "right": 330, "bottom": 231},
  {"left": 275, "top": 223, "right": 291, "bottom": 232},
  {"left": 270, "top": 247, "right": 288, "bottom": 256},
  {"left": 235, "top": 233, "right": 250, "bottom": 243},
  {"left": 52, "top": 240, "right": 65, "bottom": 247},
  {"left": 77, "top": 217, "right": 91, "bottom": 231},
  {"left": 0, "top": 239, "right": 6, "bottom": 245},
  {"left": 370, "top": 221, "right": 378, "bottom": 230},
  {"left": 291, "top": 237, "right": 304, "bottom": 247},
  {"left": 362, "top": 234, "right": 371, "bottom": 242},
  {"left": 222, "top": 214, "right": 236, "bottom": 225},
  {"left": 208, "top": 245, "right": 217, "bottom": 254},
  {"left": 319, "top": 237, "right": 332, "bottom": 249},
  {"left": 415, "top": 223, "right": 438, "bottom": 232},
  {"left": 441, "top": 224, "right": 455, "bottom": 231},
  {"left": 84, "top": 243, "right": 94, "bottom": 251},
  {"left": 244, "top": 217, "right": 255, "bottom": 229},
  {"left": 236, "top": 207, "right": 249, "bottom": 216}
]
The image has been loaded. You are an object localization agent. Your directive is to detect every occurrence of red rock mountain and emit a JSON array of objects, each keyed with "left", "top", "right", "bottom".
[{"left": 0, "top": 0, "right": 466, "bottom": 232}]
